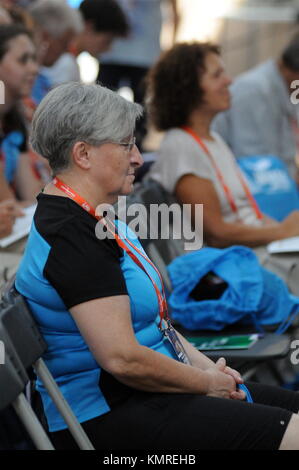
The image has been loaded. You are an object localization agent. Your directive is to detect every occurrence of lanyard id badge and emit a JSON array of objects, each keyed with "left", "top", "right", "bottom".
[{"left": 161, "top": 320, "right": 192, "bottom": 365}]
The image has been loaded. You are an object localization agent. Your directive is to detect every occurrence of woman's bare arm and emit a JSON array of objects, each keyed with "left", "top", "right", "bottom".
[
  {"left": 70, "top": 294, "right": 238, "bottom": 399},
  {"left": 175, "top": 174, "right": 299, "bottom": 247}
]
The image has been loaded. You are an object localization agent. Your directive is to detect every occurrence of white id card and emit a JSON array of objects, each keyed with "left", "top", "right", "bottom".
[{"left": 163, "top": 324, "right": 192, "bottom": 365}]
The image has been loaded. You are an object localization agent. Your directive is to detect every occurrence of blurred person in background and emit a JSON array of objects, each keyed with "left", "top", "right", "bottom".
[
  {"left": 147, "top": 42, "right": 299, "bottom": 295},
  {"left": 0, "top": 24, "right": 41, "bottom": 204},
  {"left": 213, "top": 34, "right": 299, "bottom": 181},
  {"left": 0, "top": 19, "right": 33, "bottom": 284},
  {"left": 99, "top": 0, "right": 179, "bottom": 150},
  {"left": 42, "top": 0, "right": 129, "bottom": 86},
  {"left": 21, "top": 0, "right": 83, "bottom": 183},
  {"left": 0, "top": 6, "right": 20, "bottom": 207},
  {"left": 28, "top": 0, "right": 83, "bottom": 104}
]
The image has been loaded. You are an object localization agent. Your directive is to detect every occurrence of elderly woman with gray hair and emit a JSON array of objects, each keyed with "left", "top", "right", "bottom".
[{"left": 15, "top": 83, "right": 299, "bottom": 450}]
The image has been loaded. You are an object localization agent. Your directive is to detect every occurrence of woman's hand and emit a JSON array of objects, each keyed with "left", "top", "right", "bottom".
[
  {"left": 223, "top": 361, "right": 246, "bottom": 400},
  {"left": 224, "top": 363, "right": 243, "bottom": 385},
  {"left": 205, "top": 357, "right": 236, "bottom": 399},
  {"left": 0, "top": 199, "right": 23, "bottom": 238},
  {"left": 205, "top": 358, "right": 246, "bottom": 400}
]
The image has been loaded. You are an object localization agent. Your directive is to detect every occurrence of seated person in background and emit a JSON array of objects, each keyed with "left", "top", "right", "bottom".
[
  {"left": 146, "top": 42, "right": 299, "bottom": 295},
  {"left": 212, "top": 34, "right": 299, "bottom": 179},
  {"left": 42, "top": 0, "right": 129, "bottom": 86},
  {"left": 15, "top": 82, "right": 299, "bottom": 450},
  {"left": 0, "top": 24, "right": 41, "bottom": 204},
  {"left": 28, "top": 0, "right": 83, "bottom": 103}
]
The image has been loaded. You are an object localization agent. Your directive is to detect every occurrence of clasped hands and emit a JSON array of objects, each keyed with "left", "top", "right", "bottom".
[{"left": 206, "top": 357, "right": 246, "bottom": 401}]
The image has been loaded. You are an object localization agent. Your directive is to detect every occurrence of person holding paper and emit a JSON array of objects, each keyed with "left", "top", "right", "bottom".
[
  {"left": 147, "top": 42, "right": 299, "bottom": 294},
  {"left": 15, "top": 82, "right": 299, "bottom": 450}
]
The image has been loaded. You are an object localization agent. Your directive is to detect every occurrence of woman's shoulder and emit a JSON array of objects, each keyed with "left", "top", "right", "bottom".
[
  {"left": 34, "top": 193, "right": 95, "bottom": 240},
  {"left": 162, "top": 127, "right": 192, "bottom": 142},
  {"left": 159, "top": 127, "right": 198, "bottom": 155},
  {"left": 210, "top": 130, "right": 235, "bottom": 153},
  {"left": 34, "top": 193, "right": 124, "bottom": 258}
]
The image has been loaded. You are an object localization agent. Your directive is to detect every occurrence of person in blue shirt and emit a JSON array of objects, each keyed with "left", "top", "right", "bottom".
[{"left": 16, "top": 82, "right": 299, "bottom": 450}]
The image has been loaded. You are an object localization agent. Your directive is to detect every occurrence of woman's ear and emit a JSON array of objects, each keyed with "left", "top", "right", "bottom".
[{"left": 72, "top": 141, "right": 92, "bottom": 170}]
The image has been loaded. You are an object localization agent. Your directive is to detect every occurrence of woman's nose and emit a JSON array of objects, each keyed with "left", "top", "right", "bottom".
[{"left": 131, "top": 145, "right": 144, "bottom": 169}]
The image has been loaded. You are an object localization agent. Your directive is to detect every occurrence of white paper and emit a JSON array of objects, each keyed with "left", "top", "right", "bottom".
[
  {"left": 0, "top": 204, "right": 36, "bottom": 248},
  {"left": 267, "top": 236, "right": 299, "bottom": 254}
]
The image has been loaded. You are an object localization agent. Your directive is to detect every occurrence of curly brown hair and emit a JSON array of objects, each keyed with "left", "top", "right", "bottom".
[{"left": 146, "top": 42, "right": 220, "bottom": 131}]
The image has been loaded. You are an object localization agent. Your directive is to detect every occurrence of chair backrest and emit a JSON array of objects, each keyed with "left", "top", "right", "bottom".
[
  {"left": 0, "top": 334, "right": 28, "bottom": 412},
  {"left": 237, "top": 155, "right": 299, "bottom": 221},
  {"left": 1, "top": 295, "right": 47, "bottom": 370},
  {"left": 125, "top": 179, "right": 187, "bottom": 267},
  {"left": 0, "top": 281, "right": 95, "bottom": 450},
  {"left": 0, "top": 305, "right": 54, "bottom": 449}
]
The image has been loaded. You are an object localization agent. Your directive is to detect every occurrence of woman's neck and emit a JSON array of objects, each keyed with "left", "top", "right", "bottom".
[
  {"left": 44, "top": 173, "right": 114, "bottom": 210},
  {"left": 186, "top": 108, "right": 215, "bottom": 141}
]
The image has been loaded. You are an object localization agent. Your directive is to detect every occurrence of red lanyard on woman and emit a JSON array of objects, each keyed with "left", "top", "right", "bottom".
[
  {"left": 52, "top": 177, "right": 170, "bottom": 331},
  {"left": 181, "top": 126, "right": 263, "bottom": 221}
]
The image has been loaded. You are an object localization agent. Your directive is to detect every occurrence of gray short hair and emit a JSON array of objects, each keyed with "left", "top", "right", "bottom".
[
  {"left": 29, "top": 0, "right": 83, "bottom": 37},
  {"left": 30, "top": 82, "right": 143, "bottom": 174}
]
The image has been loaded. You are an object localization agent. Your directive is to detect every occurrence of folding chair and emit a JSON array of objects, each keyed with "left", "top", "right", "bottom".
[
  {"left": 1, "top": 281, "right": 95, "bottom": 450},
  {"left": 125, "top": 179, "right": 292, "bottom": 383},
  {"left": 0, "top": 320, "right": 55, "bottom": 449}
]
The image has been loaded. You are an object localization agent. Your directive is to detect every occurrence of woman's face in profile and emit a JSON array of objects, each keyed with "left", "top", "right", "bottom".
[
  {"left": 0, "top": 34, "right": 38, "bottom": 101},
  {"left": 88, "top": 138, "right": 143, "bottom": 201},
  {"left": 199, "top": 52, "right": 232, "bottom": 115}
]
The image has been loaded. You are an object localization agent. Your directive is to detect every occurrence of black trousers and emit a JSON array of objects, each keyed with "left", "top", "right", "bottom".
[{"left": 50, "top": 381, "right": 299, "bottom": 450}]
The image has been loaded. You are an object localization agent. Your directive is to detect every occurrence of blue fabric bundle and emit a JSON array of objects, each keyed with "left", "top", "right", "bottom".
[{"left": 168, "top": 246, "right": 299, "bottom": 331}]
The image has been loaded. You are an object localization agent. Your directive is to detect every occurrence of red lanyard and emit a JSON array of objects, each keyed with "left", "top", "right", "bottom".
[
  {"left": 52, "top": 177, "right": 170, "bottom": 329},
  {"left": 182, "top": 126, "right": 263, "bottom": 221}
]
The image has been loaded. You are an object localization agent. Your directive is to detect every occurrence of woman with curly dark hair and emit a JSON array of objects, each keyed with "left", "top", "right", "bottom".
[
  {"left": 147, "top": 42, "right": 221, "bottom": 132},
  {"left": 147, "top": 42, "right": 299, "bottom": 295}
]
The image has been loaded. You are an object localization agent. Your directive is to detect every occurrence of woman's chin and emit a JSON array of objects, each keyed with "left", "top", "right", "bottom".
[{"left": 119, "top": 184, "right": 135, "bottom": 197}]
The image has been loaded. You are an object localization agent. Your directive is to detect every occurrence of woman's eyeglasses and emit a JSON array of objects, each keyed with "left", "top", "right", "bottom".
[{"left": 116, "top": 136, "right": 136, "bottom": 152}]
